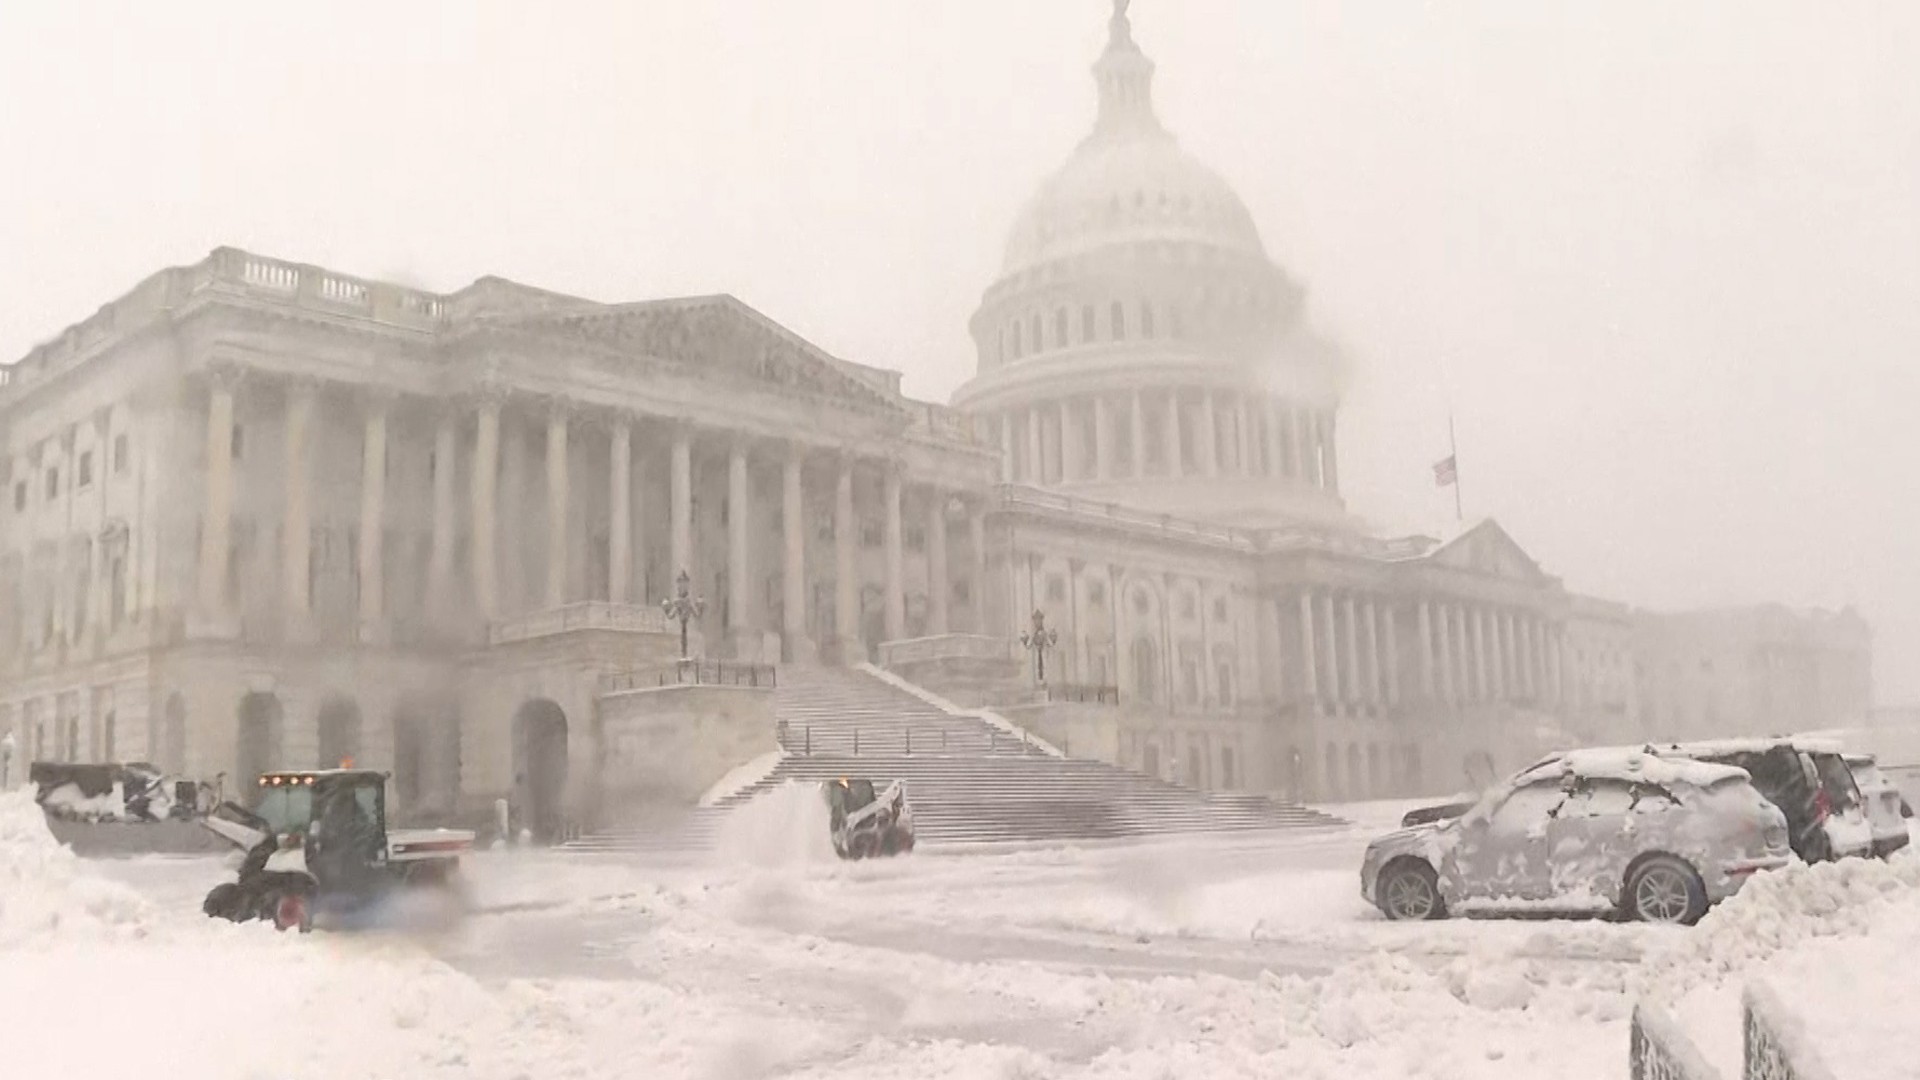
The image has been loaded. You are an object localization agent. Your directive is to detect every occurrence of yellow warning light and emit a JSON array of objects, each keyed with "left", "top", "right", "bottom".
[{"left": 339, "top": 756, "right": 355, "bottom": 769}]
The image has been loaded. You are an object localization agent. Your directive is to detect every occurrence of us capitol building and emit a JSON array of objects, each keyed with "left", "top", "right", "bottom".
[{"left": 0, "top": 5, "right": 1871, "bottom": 826}]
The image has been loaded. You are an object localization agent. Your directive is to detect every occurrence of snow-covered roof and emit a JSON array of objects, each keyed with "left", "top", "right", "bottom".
[
  {"left": 1526, "top": 747, "right": 1751, "bottom": 789},
  {"left": 1652, "top": 736, "right": 1848, "bottom": 757}
]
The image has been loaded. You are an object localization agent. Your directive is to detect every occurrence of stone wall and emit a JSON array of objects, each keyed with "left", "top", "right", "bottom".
[{"left": 596, "top": 684, "right": 775, "bottom": 813}]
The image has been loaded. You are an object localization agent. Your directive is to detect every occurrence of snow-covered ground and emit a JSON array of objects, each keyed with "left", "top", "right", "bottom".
[{"left": 6, "top": 786, "right": 1917, "bottom": 1079}]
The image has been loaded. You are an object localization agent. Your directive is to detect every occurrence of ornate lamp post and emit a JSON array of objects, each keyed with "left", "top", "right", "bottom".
[
  {"left": 1019, "top": 608, "right": 1060, "bottom": 685},
  {"left": 660, "top": 569, "right": 706, "bottom": 660}
]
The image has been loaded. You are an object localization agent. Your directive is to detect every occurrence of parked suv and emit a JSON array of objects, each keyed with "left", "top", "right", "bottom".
[
  {"left": 1843, "top": 753, "right": 1911, "bottom": 858},
  {"left": 1361, "top": 748, "right": 1791, "bottom": 925},
  {"left": 1651, "top": 739, "right": 1872, "bottom": 862}
]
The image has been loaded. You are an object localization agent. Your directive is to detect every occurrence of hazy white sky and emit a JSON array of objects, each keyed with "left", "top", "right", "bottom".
[{"left": 3, "top": 1, "right": 1916, "bottom": 701}]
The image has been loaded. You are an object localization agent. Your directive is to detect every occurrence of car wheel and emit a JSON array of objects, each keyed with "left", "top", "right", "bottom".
[
  {"left": 1377, "top": 860, "right": 1446, "bottom": 921},
  {"left": 1624, "top": 856, "right": 1707, "bottom": 925}
]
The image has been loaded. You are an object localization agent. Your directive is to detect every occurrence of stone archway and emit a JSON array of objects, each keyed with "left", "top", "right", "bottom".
[
  {"left": 315, "top": 697, "right": 363, "bottom": 769},
  {"left": 512, "top": 699, "right": 570, "bottom": 843},
  {"left": 235, "top": 693, "right": 284, "bottom": 794},
  {"left": 1142, "top": 740, "right": 1162, "bottom": 781},
  {"left": 1323, "top": 743, "right": 1342, "bottom": 800},
  {"left": 1346, "top": 744, "right": 1364, "bottom": 799},
  {"left": 391, "top": 698, "right": 461, "bottom": 819}
]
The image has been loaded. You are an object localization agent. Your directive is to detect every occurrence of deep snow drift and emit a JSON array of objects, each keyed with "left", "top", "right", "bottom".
[{"left": 7, "top": 788, "right": 1917, "bottom": 1079}]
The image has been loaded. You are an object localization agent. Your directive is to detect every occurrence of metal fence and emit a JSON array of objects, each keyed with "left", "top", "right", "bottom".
[
  {"left": 1630, "top": 986, "right": 1835, "bottom": 1080},
  {"left": 1630, "top": 1002, "right": 1724, "bottom": 1080},
  {"left": 1742, "top": 984, "right": 1835, "bottom": 1080}
]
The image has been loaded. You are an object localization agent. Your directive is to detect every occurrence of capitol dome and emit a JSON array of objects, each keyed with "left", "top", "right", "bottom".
[
  {"left": 951, "top": 1, "right": 1350, "bottom": 532},
  {"left": 1000, "top": 131, "right": 1268, "bottom": 277}
]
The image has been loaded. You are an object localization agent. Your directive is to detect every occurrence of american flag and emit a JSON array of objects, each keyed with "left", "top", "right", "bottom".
[{"left": 1432, "top": 455, "right": 1457, "bottom": 487}]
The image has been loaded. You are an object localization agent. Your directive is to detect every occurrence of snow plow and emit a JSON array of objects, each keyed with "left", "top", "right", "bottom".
[
  {"left": 824, "top": 777, "right": 914, "bottom": 859},
  {"left": 198, "top": 769, "right": 473, "bottom": 932}
]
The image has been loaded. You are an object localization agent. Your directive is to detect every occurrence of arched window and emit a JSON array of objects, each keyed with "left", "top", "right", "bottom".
[
  {"left": 1141, "top": 302, "right": 1156, "bottom": 339},
  {"left": 1010, "top": 320, "right": 1022, "bottom": 359},
  {"left": 1082, "top": 305, "right": 1097, "bottom": 342},
  {"left": 1054, "top": 308, "right": 1069, "bottom": 348},
  {"left": 1031, "top": 314, "right": 1044, "bottom": 354},
  {"left": 1110, "top": 301, "right": 1127, "bottom": 340}
]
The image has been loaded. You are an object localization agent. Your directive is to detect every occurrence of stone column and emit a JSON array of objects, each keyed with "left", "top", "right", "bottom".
[
  {"left": 726, "top": 439, "right": 752, "bottom": 648},
  {"left": 1436, "top": 602, "right": 1456, "bottom": 704},
  {"left": 1265, "top": 399, "right": 1286, "bottom": 479},
  {"left": 356, "top": 393, "right": 390, "bottom": 637},
  {"left": 1322, "top": 410, "right": 1340, "bottom": 493},
  {"left": 281, "top": 379, "right": 315, "bottom": 636},
  {"left": 1236, "top": 394, "right": 1254, "bottom": 476},
  {"left": 1342, "top": 594, "right": 1362, "bottom": 703},
  {"left": 1059, "top": 400, "right": 1081, "bottom": 482},
  {"left": 1163, "top": 390, "right": 1183, "bottom": 478},
  {"left": 543, "top": 405, "right": 569, "bottom": 610},
  {"left": 926, "top": 488, "right": 949, "bottom": 636},
  {"left": 882, "top": 461, "right": 905, "bottom": 641},
  {"left": 196, "top": 369, "right": 237, "bottom": 616},
  {"left": 1026, "top": 409, "right": 1043, "bottom": 485},
  {"left": 1298, "top": 591, "right": 1319, "bottom": 703},
  {"left": 470, "top": 396, "right": 500, "bottom": 619},
  {"left": 1472, "top": 606, "right": 1490, "bottom": 702},
  {"left": 669, "top": 422, "right": 693, "bottom": 580},
  {"left": 1093, "top": 395, "right": 1113, "bottom": 482},
  {"left": 781, "top": 447, "right": 808, "bottom": 658},
  {"left": 1383, "top": 602, "right": 1401, "bottom": 705},
  {"left": 969, "top": 504, "right": 990, "bottom": 634},
  {"left": 1488, "top": 607, "right": 1507, "bottom": 700},
  {"left": 998, "top": 413, "right": 1014, "bottom": 483},
  {"left": 1130, "top": 390, "right": 1147, "bottom": 480},
  {"left": 1068, "top": 559, "right": 1087, "bottom": 681},
  {"left": 607, "top": 419, "right": 632, "bottom": 604},
  {"left": 427, "top": 405, "right": 457, "bottom": 621},
  {"left": 833, "top": 453, "right": 859, "bottom": 655},
  {"left": 1197, "top": 390, "right": 1219, "bottom": 477},
  {"left": 1319, "top": 592, "right": 1341, "bottom": 705},
  {"left": 1292, "top": 404, "right": 1312, "bottom": 485},
  {"left": 1364, "top": 598, "right": 1382, "bottom": 704}
]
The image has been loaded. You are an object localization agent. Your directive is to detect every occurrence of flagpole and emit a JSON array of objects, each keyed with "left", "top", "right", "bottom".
[{"left": 1448, "top": 413, "right": 1464, "bottom": 523}]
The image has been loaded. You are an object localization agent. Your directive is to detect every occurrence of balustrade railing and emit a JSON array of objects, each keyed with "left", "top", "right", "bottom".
[
  {"left": 878, "top": 633, "right": 1015, "bottom": 667},
  {"left": 1044, "top": 683, "right": 1120, "bottom": 706},
  {"left": 490, "top": 601, "right": 671, "bottom": 645},
  {"left": 601, "top": 658, "right": 777, "bottom": 694}
]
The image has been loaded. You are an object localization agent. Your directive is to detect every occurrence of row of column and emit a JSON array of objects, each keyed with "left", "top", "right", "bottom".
[
  {"left": 993, "top": 388, "right": 1336, "bottom": 491},
  {"left": 1292, "top": 588, "right": 1565, "bottom": 711},
  {"left": 196, "top": 371, "right": 992, "bottom": 651}
]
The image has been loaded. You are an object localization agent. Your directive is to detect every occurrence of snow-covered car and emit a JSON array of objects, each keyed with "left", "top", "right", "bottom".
[
  {"left": 1361, "top": 748, "right": 1791, "bottom": 925},
  {"left": 1842, "top": 753, "right": 1911, "bottom": 858},
  {"left": 1649, "top": 739, "right": 1873, "bottom": 863}
]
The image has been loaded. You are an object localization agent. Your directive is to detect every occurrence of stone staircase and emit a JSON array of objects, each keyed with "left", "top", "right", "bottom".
[{"left": 562, "top": 664, "right": 1345, "bottom": 852}]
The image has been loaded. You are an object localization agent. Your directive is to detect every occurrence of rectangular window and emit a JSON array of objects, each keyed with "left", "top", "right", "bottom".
[
  {"left": 12, "top": 482, "right": 24, "bottom": 512},
  {"left": 77, "top": 451, "right": 93, "bottom": 488},
  {"left": 45, "top": 469, "right": 58, "bottom": 500},
  {"left": 230, "top": 425, "right": 244, "bottom": 461},
  {"left": 114, "top": 433, "right": 129, "bottom": 474}
]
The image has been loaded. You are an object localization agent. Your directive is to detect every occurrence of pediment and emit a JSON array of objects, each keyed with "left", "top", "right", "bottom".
[
  {"left": 1426, "top": 519, "right": 1546, "bottom": 582},
  {"left": 512, "top": 296, "right": 905, "bottom": 416}
]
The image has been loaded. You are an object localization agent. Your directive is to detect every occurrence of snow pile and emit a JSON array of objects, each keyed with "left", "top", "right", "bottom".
[
  {"left": 1645, "top": 855, "right": 1920, "bottom": 1078},
  {"left": 709, "top": 779, "right": 837, "bottom": 868},
  {"left": 0, "top": 790, "right": 153, "bottom": 947}
]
